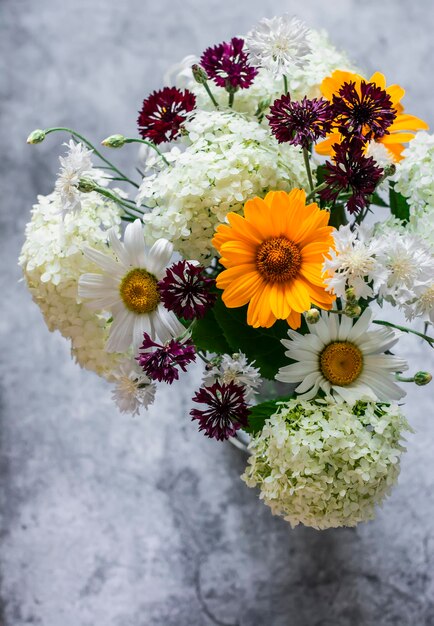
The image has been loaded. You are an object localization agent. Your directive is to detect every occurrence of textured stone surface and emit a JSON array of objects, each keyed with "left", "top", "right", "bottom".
[{"left": 1, "top": 1, "right": 434, "bottom": 624}]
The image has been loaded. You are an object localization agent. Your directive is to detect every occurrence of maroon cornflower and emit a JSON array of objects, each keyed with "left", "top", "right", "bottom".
[
  {"left": 320, "top": 139, "right": 384, "bottom": 214},
  {"left": 332, "top": 80, "right": 397, "bottom": 141},
  {"left": 136, "top": 333, "right": 196, "bottom": 384},
  {"left": 267, "top": 95, "right": 334, "bottom": 148},
  {"left": 190, "top": 381, "right": 249, "bottom": 441},
  {"left": 137, "top": 87, "right": 196, "bottom": 145},
  {"left": 158, "top": 261, "right": 216, "bottom": 320},
  {"left": 200, "top": 37, "right": 258, "bottom": 91}
]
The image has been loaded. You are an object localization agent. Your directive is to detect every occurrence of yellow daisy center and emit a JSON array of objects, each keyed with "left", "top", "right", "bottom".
[
  {"left": 320, "top": 341, "right": 363, "bottom": 386},
  {"left": 256, "top": 236, "right": 302, "bottom": 283},
  {"left": 119, "top": 268, "right": 160, "bottom": 314}
]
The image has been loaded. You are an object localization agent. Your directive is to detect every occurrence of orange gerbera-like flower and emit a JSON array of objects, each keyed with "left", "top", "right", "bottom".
[
  {"left": 212, "top": 189, "right": 335, "bottom": 330},
  {"left": 316, "top": 70, "right": 428, "bottom": 161}
]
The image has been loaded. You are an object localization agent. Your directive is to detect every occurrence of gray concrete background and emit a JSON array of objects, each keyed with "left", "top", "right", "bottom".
[{"left": 1, "top": 1, "right": 434, "bottom": 624}]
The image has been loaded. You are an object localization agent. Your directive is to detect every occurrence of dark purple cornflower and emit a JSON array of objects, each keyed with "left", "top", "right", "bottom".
[
  {"left": 200, "top": 37, "right": 258, "bottom": 91},
  {"left": 137, "top": 87, "right": 196, "bottom": 145},
  {"left": 332, "top": 80, "right": 397, "bottom": 141},
  {"left": 320, "top": 139, "right": 384, "bottom": 214},
  {"left": 136, "top": 333, "right": 196, "bottom": 384},
  {"left": 158, "top": 261, "right": 216, "bottom": 320},
  {"left": 267, "top": 95, "right": 334, "bottom": 148},
  {"left": 190, "top": 381, "right": 249, "bottom": 441}
]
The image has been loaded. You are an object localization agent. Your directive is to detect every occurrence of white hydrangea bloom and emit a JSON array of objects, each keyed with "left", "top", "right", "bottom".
[
  {"left": 203, "top": 352, "right": 262, "bottom": 403},
  {"left": 167, "top": 30, "right": 355, "bottom": 119},
  {"left": 394, "top": 132, "right": 434, "bottom": 212},
  {"left": 242, "top": 399, "right": 410, "bottom": 529},
  {"left": 323, "top": 224, "right": 388, "bottom": 299},
  {"left": 19, "top": 191, "right": 123, "bottom": 378},
  {"left": 111, "top": 359, "right": 156, "bottom": 415},
  {"left": 137, "top": 110, "right": 308, "bottom": 260}
]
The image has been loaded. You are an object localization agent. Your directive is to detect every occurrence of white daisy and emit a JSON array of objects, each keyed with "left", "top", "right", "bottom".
[
  {"left": 276, "top": 309, "right": 408, "bottom": 403},
  {"left": 78, "top": 219, "right": 185, "bottom": 353},
  {"left": 111, "top": 359, "right": 156, "bottom": 416},
  {"left": 55, "top": 140, "right": 94, "bottom": 215},
  {"left": 203, "top": 352, "right": 262, "bottom": 403},
  {"left": 246, "top": 15, "right": 311, "bottom": 77}
]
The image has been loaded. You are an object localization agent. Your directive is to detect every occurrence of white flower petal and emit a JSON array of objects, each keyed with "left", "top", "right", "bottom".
[
  {"left": 124, "top": 219, "right": 146, "bottom": 267},
  {"left": 106, "top": 309, "right": 135, "bottom": 353},
  {"left": 146, "top": 239, "right": 174, "bottom": 278}
]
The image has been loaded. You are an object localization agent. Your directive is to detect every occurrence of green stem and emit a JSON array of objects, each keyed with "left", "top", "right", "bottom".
[
  {"left": 228, "top": 91, "right": 235, "bottom": 108},
  {"left": 283, "top": 75, "right": 288, "bottom": 94},
  {"left": 95, "top": 186, "right": 144, "bottom": 219},
  {"left": 202, "top": 81, "right": 219, "bottom": 108},
  {"left": 329, "top": 203, "right": 348, "bottom": 228},
  {"left": 44, "top": 127, "right": 139, "bottom": 188},
  {"left": 302, "top": 147, "right": 314, "bottom": 192},
  {"left": 306, "top": 182, "right": 328, "bottom": 202},
  {"left": 373, "top": 320, "right": 434, "bottom": 347},
  {"left": 124, "top": 138, "right": 169, "bottom": 166}
]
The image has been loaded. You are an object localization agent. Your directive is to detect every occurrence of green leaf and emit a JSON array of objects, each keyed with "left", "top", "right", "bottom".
[
  {"left": 212, "top": 296, "right": 300, "bottom": 380},
  {"left": 191, "top": 305, "right": 231, "bottom": 354},
  {"left": 245, "top": 395, "right": 294, "bottom": 435},
  {"left": 389, "top": 182, "right": 410, "bottom": 222},
  {"left": 370, "top": 191, "right": 388, "bottom": 207}
]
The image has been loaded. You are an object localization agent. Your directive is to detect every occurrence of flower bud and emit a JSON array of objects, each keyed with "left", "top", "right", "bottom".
[
  {"left": 344, "top": 304, "right": 362, "bottom": 318},
  {"left": 306, "top": 308, "right": 320, "bottom": 324},
  {"left": 192, "top": 64, "right": 208, "bottom": 84},
  {"left": 345, "top": 287, "right": 357, "bottom": 303},
  {"left": 414, "top": 371, "right": 432, "bottom": 386},
  {"left": 77, "top": 177, "right": 97, "bottom": 193},
  {"left": 383, "top": 164, "right": 396, "bottom": 178},
  {"left": 101, "top": 134, "right": 126, "bottom": 148},
  {"left": 27, "top": 129, "right": 46, "bottom": 144}
]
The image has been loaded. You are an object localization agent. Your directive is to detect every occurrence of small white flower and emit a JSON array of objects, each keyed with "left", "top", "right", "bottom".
[
  {"left": 203, "top": 352, "right": 262, "bottom": 403},
  {"left": 55, "top": 140, "right": 94, "bottom": 215},
  {"left": 246, "top": 15, "right": 311, "bottom": 77},
  {"left": 276, "top": 309, "right": 408, "bottom": 403},
  {"left": 365, "top": 140, "right": 396, "bottom": 168},
  {"left": 323, "top": 225, "right": 388, "bottom": 299},
  {"left": 111, "top": 359, "right": 156, "bottom": 416},
  {"left": 78, "top": 219, "right": 184, "bottom": 353},
  {"left": 403, "top": 282, "right": 434, "bottom": 324}
]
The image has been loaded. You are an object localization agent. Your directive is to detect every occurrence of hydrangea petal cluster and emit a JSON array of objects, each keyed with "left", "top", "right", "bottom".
[
  {"left": 242, "top": 399, "right": 410, "bottom": 529},
  {"left": 137, "top": 110, "right": 308, "bottom": 260},
  {"left": 394, "top": 131, "right": 434, "bottom": 214},
  {"left": 203, "top": 352, "right": 262, "bottom": 403},
  {"left": 268, "top": 95, "right": 333, "bottom": 148},
  {"left": 137, "top": 87, "right": 196, "bottom": 145},
  {"left": 111, "top": 359, "right": 156, "bottom": 416},
  {"left": 19, "top": 191, "right": 123, "bottom": 378},
  {"left": 320, "top": 139, "right": 383, "bottom": 214},
  {"left": 136, "top": 333, "right": 196, "bottom": 384},
  {"left": 158, "top": 260, "right": 216, "bottom": 320},
  {"left": 200, "top": 37, "right": 258, "bottom": 90},
  {"left": 190, "top": 381, "right": 249, "bottom": 440},
  {"left": 246, "top": 15, "right": 311, "bottom": 77}
]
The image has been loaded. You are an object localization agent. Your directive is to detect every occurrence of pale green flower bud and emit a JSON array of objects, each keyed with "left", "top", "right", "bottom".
[
  {"left": 27, "top": 129, "right": 46, "bottom": 144},
  {"left": 306, "top": 308, "right": 320, "bottom": 324},
  {"left": 414, "top": 371, "right": 432, "bottom": 386},
  {"left": 344, "top": 304, "right": 362, "bottom": 318},
  {"left": 192, "top": 64, "right": 208, "bottom": 84},
  {"left": 77, "top": 177, "right": 98, "bottom": 193},
  {"left": 101, "top": 134, "right": 126, "bottom": 148},
  {"left": 345, "top": 287, "right": 357, "bottom": 303}
]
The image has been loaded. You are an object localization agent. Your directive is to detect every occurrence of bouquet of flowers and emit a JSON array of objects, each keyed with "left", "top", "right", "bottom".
[{"left": 21, "top": 15, "right": 433, "bottom": 529}]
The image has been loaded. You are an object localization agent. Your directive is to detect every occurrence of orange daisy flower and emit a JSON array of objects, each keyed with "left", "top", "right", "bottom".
[
  {"left": 316, "top": 70, "right": 428, "bottom": 161},
  {"left": 212, "top": 189, "right": 335, "bottom": 330}
]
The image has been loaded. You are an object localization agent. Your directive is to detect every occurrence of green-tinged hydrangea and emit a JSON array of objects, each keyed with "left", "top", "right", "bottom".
[{"left": 242, "top": 399, "right": 411, "bottom": 529}]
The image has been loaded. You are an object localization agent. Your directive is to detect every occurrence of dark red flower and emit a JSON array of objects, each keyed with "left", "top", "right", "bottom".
[
  {"left": 332, "top": 80, "right": 397, "bottom": 141},
  {"left": 137, "top": 87, "right": 196, "bottom": 145},
  {"left": 267, "top": 95, "right": 334, "bottom": 148},
  {"left": 190, "top": 381, "right": 249, "bottom": 441},
  {"left": 200, "top": 37, "right": 258, "bottom": 91},
  {"left": 158, "top": 261, "right": 216, "bottom": 320},
  {"left": 136, "top": 333, "right": 196, "bottom": 384},
  {"left": 320, "top": 139, "right": 384, "bottom": 214}
]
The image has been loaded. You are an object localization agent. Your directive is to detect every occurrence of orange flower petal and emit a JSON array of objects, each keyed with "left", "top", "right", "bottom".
[{"left": 221, "top": 272, "right": 262, "bottom": 308}]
